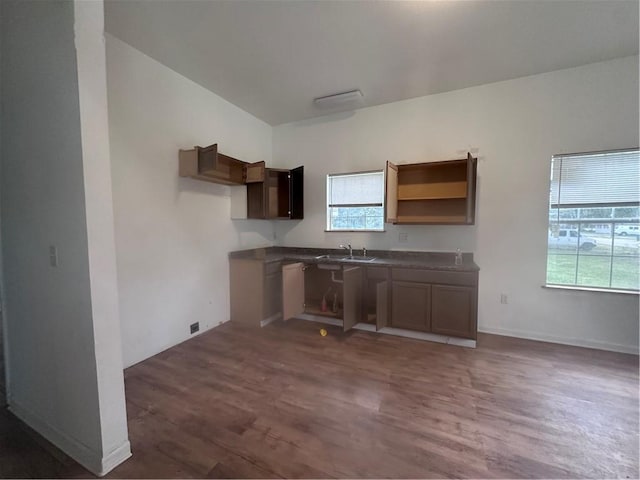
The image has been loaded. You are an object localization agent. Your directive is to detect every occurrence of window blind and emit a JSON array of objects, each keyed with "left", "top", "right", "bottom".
[
  {"left": 328, "top": 171, "right": 384, "bottom": 207},
  {"left": 550, "top": 149, "right": 640, "bottom": 206}
]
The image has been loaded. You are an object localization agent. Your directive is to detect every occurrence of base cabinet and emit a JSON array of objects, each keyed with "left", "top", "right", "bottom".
[
  {"left": 282, "top": 263, "right": 363, "bottom": 332},
  {"left": 391, "top": 281, "right": 431, "bottom": 331},
  {"left": 230, "top": 259, "right": 283, "bottom": 326},
  {"left": 390, "top": 268, "right": 478, "bottom": 339},
  {"left": 230, "top": 258, "right": 477, "bottom": 341},
  {"left": 431, "top": 285, "right": 475, "bottom": 338}
]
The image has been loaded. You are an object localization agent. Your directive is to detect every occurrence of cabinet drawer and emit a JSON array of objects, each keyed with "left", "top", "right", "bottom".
[{"left": 392, "top": 268, "right": 476, "bottom": 286}]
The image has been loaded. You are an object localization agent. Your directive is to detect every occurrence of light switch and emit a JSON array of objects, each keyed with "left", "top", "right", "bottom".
[{"left": 49, "top": 245, "right": 58, "bottom": 267}]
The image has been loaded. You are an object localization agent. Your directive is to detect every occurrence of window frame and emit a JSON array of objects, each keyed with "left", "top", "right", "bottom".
[
  {"left": 545, "top": 148, "right": 640, "bottom": 293},
  {"left": 326, "top": 169, "right": 386, "bottom": 232}
]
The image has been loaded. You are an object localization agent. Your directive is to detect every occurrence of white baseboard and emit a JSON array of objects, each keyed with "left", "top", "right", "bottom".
[
  {"left": 100, "top": 440, "right": 132, "bottom": 476},
  {"left": 8, "top": 400, "right": 131, "bottom": 476},
  {"left": 260, "top": 313, "right": 282, "bottom": 327},
  {"left": 479, "top": 326, "right": 639, "bottom": 355}
]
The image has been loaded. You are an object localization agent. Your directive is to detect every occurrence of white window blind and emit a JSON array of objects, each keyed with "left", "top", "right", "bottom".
[
  {"left": 326, "top": 171, "right": 385, "bottom": 231},
  {"left": 550, "top": 150, "right": 640, "bottom": 206},
  {"left": 546, "top": 148, "right": 640, "bottom": 292},
  {"left": 328, "top": 171, "right": 384, "bottom": 207}
]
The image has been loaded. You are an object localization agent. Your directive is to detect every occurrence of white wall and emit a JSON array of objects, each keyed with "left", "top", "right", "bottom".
[
  {"left": 106, "top": 36, "right": 275, "bottom": 367},
  {"left": 274, "top": 56, "right": 640, "bottom": 354},
  {"left": 74, "top": 1, "right": 130, "bottom": 472},
  {"left": 0, "top": 0, "right": 129, "bottom": 475}
]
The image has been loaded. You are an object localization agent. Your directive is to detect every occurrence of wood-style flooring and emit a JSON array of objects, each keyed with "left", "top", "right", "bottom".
[{"left": 1, "top": 319, "right": 638, "bottom": 478}]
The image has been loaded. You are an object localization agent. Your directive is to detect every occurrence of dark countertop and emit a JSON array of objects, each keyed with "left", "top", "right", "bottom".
[{"left": 229, "top": 246, "right": 479, "bottom": 272}]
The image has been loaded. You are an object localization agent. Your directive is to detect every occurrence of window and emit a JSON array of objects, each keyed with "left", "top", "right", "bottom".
[
  {"left": 546, "top": 148, "right": 640, "bottom": 291},
  {"left": 326, "top": 171, "right": 385, "bottom": 231}
]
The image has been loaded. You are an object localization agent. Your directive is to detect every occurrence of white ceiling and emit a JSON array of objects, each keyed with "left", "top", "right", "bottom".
[{"left": 104, "top": 0, "right": 639, "bottom": 126}]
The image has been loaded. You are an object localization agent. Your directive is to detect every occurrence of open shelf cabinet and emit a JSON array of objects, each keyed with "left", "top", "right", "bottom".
[{"left": 386, "top": 153, "right": 477, "bottom": 225}]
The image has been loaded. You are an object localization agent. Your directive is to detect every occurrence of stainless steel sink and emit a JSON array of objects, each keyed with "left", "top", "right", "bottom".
[
  {"left": 342, "top": 256, "right": 377, "bottom": 262},
  {"left": 315, "top": 253, "right": 377, "bottom": 263},
  {"left": 314, "top": 254, "right": 347, "bottom": 260}
]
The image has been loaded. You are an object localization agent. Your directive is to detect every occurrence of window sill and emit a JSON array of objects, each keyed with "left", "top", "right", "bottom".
[
  {"left": 542, "top": 284, "right": 639, "bottom": 295},
  {"left": 325, "top": 229, "right": 386, "bottom": 233}
]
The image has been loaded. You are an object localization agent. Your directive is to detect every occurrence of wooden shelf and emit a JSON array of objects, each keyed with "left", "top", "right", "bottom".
[
  {"left": 386, "top": 154, "right": 477, "bottom": 225},
  {"left": 395, "top": 215, "right": 468, "bottom": 225},
  {"left": 398, "top": 180, "right": 468, "bottom": 201},
  {"left": 305, "top": 304, "right": 342, "bottom": 319}
]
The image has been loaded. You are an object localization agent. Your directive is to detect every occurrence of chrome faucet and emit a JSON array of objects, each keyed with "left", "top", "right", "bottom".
[
  {"left": 362, "top": 246, "right": 367, "bottom": 257},
  {"left": 339, "top": 243, "right": 352, "bottom": 258}
]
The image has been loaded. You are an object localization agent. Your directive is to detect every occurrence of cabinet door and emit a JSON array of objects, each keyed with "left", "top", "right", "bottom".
[
  {"left": 282, "top": 263, "right": 305, "bottom": 320},
  {"left": 376, "top": 280, "right": 388, "bottom": 331},
  {"left": 343, "top": 266, "right": 362, "bottom": 332},
  {"left": 391, "top": 281, "right": 431, "bottom": 331},
  {"left": 230, "top": 259, "right": 264, "bottom": 325},
  {"left": 431, "top": 284, "right": 475, "bottom": 339},
  {"left": 385, "top": 161, "right": 398, "bottom": 223},
  {"left": 289, "top": 166, "right": 304, "bottom": 219},
  {"left": 245, "top": 161, "right": 265, "bottom": 183},
  {"left": 465, "top": 153, "right": 477, "bottom": 224}
]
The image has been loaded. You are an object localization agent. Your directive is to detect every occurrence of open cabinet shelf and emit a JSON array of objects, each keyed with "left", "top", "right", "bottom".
[
  {"left": 304, "top": 304, "right": 343, "bottom": 319},
  {"left": 386, "top": 154, "right": 477, "bottom": 225}
]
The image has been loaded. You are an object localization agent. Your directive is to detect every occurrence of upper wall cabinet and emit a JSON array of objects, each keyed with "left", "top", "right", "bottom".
[
  {"left": 247, "top": 166, "right": 304, "bottom": 219},
  {"left": 179, "top": 143, "right": 265, "bottom": 186},
  {"left": 180, "top": 143, "right": 242, "bottom": 185},
  {"left": 385, "top": 153, "right": 477, "bottom": 225},
  {"left": 179, "top": 143, "right": 304, "bottom": 220}
]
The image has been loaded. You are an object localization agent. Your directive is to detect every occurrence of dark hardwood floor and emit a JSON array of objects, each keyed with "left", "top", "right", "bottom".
[{"left": 1, "top": 319, "right": 638, "bottom": 478}]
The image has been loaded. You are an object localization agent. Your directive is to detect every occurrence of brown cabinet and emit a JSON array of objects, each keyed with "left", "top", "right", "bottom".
[
  {"left": 179, "top": 143, "right": 264, "bottom": 186},
  {"left": 385, "top": 153, "right": 477, "bottom": 225},
  {"left": 230, "top": 259, "right": 282, "bottom": 326},
  {"left": 179, "top": 144, "right": 304, "bottom": 220},
  {"left": 230, "top": 257, "right": 477, "bottom": 341},
  {"left": 391, "top": 281, "right": 431, "bottom": 331},
  {"left": 247, "top": 166, "right": 304, "bottom": 219},
  {"left": 282, "top": 263, "right": 362, "bottom": 332},
  {"left": 364, "top": 267, "right": 390, "bottom": 330},
  {"left": 390, "top": 267, "right": 478, "bottom": 339},
  {"left": 431, "top": 284, "right": 475, "bottom": 338}
]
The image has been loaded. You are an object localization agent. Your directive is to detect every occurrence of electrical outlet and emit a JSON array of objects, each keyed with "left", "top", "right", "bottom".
[
  {"left": 398, "top": 232, "right": 408, "bottom": 243},
  {"left": 500, "top": 294, "right": 508, "bottom": 304},
  {"left": 190, "top": 322, "right": 199, "bottom": 334},
  {"left": 49, "top": 245, "right": 58, "bottom": 267}
]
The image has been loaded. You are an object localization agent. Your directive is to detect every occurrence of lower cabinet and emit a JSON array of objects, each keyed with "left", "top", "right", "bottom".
[
  {"left": 230, "top": 259, "right": 477, "bottom": 341},
  {"left": 264, "top": 262, "right": 283, "bottom": 320},
  {"left": 431, "top": 284, "right": 475, "bottom": 338},
  {"left": 390, "top": 268, "right": 478, "bottom": 339},
  {"left": 230, "top": 259, "right": 282, "bottom": 326},
  {"left": 282, "top": 262, "right": 363, "bottom": 332},
  {"left": 391, "top": 281, "right": 431, "bottom": 332}
]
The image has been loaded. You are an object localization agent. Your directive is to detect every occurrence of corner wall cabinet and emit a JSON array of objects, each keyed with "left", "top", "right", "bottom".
[
  {"left": 386, "top": 153, "right": 477, "bottom": 225},
  {"left": 247, "top": 166, "right": 304, "bottom": 219},
  {"left": 179, "top": 143, "right": 264, "bottom": 186},
  {"left": 179, "top": 143, "right": 303, "bottom": 219}
]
